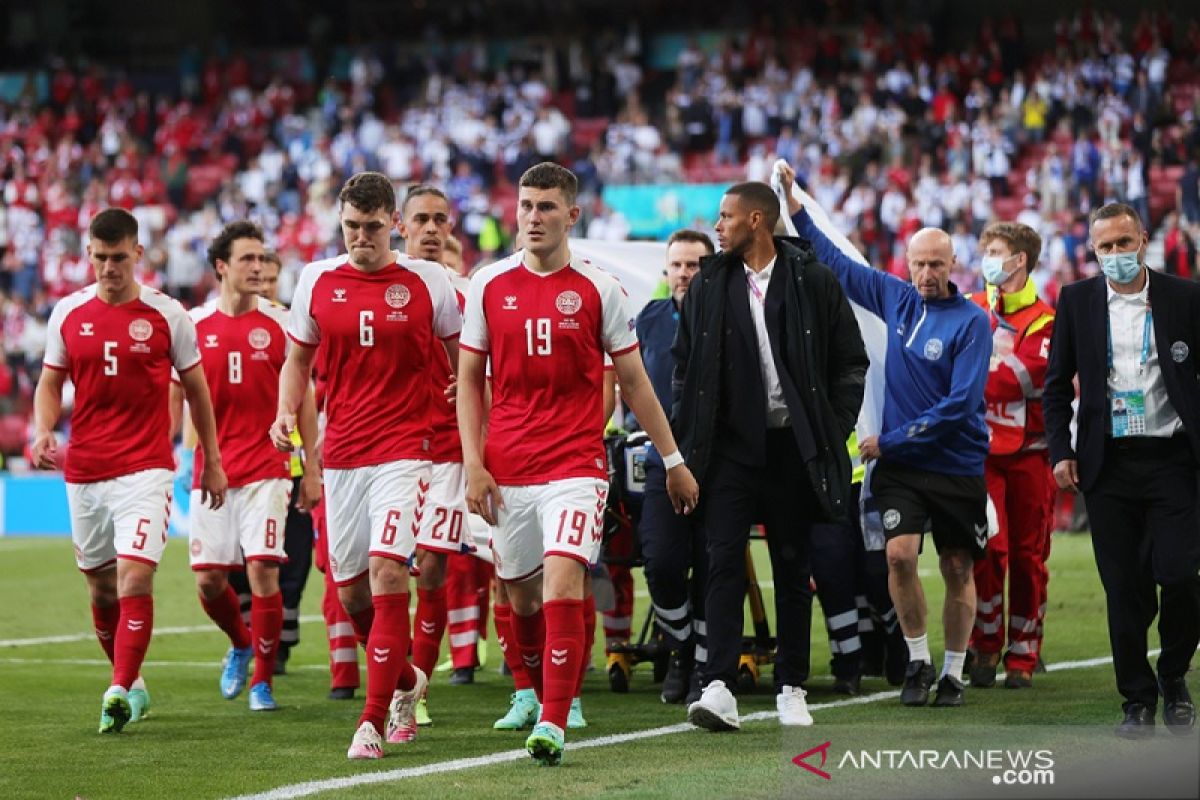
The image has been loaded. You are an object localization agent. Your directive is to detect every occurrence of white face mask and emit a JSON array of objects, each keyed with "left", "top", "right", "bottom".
[{"left": 981, "top": 253, "right": 1019, "bottom": 286}]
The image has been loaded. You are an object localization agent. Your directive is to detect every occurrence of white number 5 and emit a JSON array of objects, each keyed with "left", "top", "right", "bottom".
[
  {"left": 103, "top": 341, "right": 118, "bottom": 376},
  {"left": 359, "top": 310, "right": 374, "bottom": 347}
]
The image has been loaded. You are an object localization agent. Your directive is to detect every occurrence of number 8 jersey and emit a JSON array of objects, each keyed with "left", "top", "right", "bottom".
[
  {"left": 460, "top": 251, "right": 638, "bottom": 485},
  {"left": 43, "top": 284, "right": 201, "bottom": 484}
]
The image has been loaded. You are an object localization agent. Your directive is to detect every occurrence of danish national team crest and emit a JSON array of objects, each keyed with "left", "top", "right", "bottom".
[
  {"left": 248, "top": 327, "right": 271, "bottom": 350},
  {"left": 555, "top": 290, "right": 582, "bottom": 315},
  {"left": 923, "top": 338, "right": 944, "bottom": 361},
  {"left": 385, "top": 284, "right": 411, "bottom": 309},
  {"left": 128, "top": 319, "right": 154, "bottom": 342}
]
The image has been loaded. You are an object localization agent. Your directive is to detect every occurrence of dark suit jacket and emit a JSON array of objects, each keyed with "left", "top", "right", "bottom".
[{"left": 1044, "top": 269, "right": 1200, "bottom": 492}]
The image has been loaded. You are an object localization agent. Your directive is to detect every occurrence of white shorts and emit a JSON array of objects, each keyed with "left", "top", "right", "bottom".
[
  {"left": 188, "top": 477, "right": 291, "bottom": 570},
  {"left": 324, "top": 459, "right": 431, "bottom": 585},
  {"left": 67, "top": 468, "right": 174, "bottom": 572},
  {"left": 491, "top": 477, "right": 608, "bottom": 582},
  {"left": 468, "top": 513, "right": 493, "bottom": 564},
  {"left": 415, "top": 462, "right": 474, "bottom": 555}
]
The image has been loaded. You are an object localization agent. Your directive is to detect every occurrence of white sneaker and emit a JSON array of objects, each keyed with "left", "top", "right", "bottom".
[
  {"left": 385, "top": 667, "right": 428, "bottom": 744},
  {"left": 687, "top": 679, "right": 740, "bottom": 731},
  {"left": 776, "top": 685, "right": 814, "bottom": 726},
  {"left": 347, "top": 721, "right": 383, "bottom": 760}
]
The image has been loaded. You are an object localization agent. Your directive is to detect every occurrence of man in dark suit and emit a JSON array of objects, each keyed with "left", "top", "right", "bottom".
[
  {"left": 673, "top": 181, "right": 868, "bottom": 731},
  {"left": 1045, "top": 202, "right": 1200, "bottom": 738}
]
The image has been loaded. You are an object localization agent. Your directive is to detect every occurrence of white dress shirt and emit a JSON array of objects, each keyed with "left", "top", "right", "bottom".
[
  {"left": 743, "top": 259, "right": 790, "bottom": 428},
  {"left": 1106, "top": 277, "right": 1182, "bottom": 437}
]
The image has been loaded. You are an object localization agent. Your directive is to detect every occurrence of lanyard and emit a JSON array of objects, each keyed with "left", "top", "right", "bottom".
[
  {"left": 745, "top": 270, "right": 766, "bottom": 304},
  {"left": 1106, "top": 303, "right": 1152, "bottom": 375}
]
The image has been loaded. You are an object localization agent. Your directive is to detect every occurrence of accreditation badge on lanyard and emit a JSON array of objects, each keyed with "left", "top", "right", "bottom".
[{"left": 1108, "top": 304, "right": 1151, "bottom": 438}]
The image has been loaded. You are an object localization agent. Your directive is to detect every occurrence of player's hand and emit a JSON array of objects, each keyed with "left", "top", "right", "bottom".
[
  {"left": 666, "top": 463, "right": 700, "bottom": 515},
  {"left": 31, "top": 430, "right": 59, "bottom": 470},
  {"left": 466, "top": 463, "right": 504, "bottom": 526},
  {"left": 296, "top": 468, "right": 322, "bottom": 513},
  {"left": 269, "top": 413, "right": 297, "bottom": 451},
  {"left": 200, "top": 462, "right": 228, "bottom": 510},
  {"left": 859, "top": 435, "right": 882, "bottom": 463},
  {"left": 777, "top": 162, "right": 803, "bottom": 216},
  {"left": 1052, "top": 458, "right": 1079, "bottom": 493},
  {"left": 443, "top": 373, "right": 457, "bottom": 406}
]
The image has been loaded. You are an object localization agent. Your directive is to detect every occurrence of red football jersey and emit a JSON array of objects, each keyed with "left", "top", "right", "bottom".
[
  {"left": 460, "top": 252, "right": 637, "bottom": 485},
  {"left": 428, "top": 271, "right": 469, "bottom": 464},
  {"left": 288, "top": 254, "right": 462, "bottom": 469},
  {"left": 189, "top": 298, "right": 291, "bottom": 488},
  {"left": 44, "top": 284, "right": 201, "bottom": 483}
]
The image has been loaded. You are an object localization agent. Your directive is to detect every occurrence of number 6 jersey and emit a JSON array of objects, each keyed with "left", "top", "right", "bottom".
[
  {"left": 460, "top": 251, "right": 638, "bottom": 485},
  {"left": 43, "top": 284, "right": 201, "bottom": 483}
]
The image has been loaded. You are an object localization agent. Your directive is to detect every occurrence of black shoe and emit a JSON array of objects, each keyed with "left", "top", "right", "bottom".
[
  {"left": 1115, "top": 703, "right": 1156, "bottom": 739},
  {"left": 884, "top": 629, "right": 908, "bottom": 687},
  {"left": 499, "top": 661, "right": 512, "bottom": 677},
  {"left": 449, "top": 667, "right": 474, "bottom": 685},
  {"left": 969, "top": 651, "right": 1000, "bottom": 688},
  {"left": 684, "top": 671, "right": 703, "bottom": 706},
  {"left": 661, "top": 654, "right": 693, "bottom": 704},
  {"left": 1161, "top": 677, "right": 1196, "bottom": 734},
  {"left": 932, "top": 675, "right": 965, "bottom": 707},
  {"left": 832, "top": 673, "right": 862, "bottom": 696},
  {"left": 328, "top": 686, "right": 356, "bottom": 700},
  {"left": 273, "top": 647, "right": 290, "bottom": 676},
  {"left": 900, "top": 660, "right": 936, "bottom": 706}
]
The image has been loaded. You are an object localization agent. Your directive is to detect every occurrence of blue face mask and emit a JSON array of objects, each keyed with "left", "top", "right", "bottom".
[
  {"left": 981, "top": 254, "right": 1018, "bottom": 286},
  {"left": 1099, "top": 247, "right": 1143, "bottom": 284}
]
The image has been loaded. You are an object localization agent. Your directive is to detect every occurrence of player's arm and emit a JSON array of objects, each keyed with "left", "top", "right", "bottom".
[
  {"left": 271, "top": 342, "right": 317, "bottom": 450},
  {"left": 295, "top": 383, "right": 322, "bottom": 511},
  {"left": 612, "top": 350, "right": 699, "bottom": 514},
  {"left": 168, "top": 381, "right": 185, "bottom": 441},
  {"left": 603, "top": 367, "right": 616, "bottom": 424},
  {"left": 457, "top": 347, "right": 503, "bottom": 524},
  {"left": 442, "top": 337, "right": 460, "bottom": 405},
  {"left": 179, "top": 365, "right": 228, "bottom": 509},
  {"left": 31, "top": 366, "right": 67, "bottom": 469}
]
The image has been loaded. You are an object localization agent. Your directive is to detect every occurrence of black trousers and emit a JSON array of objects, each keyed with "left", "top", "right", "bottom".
[
  {"left": 1083, "top": 436, "right": 1200, "bottom": 710},
  {"left": 640, "top": 449, "right": 708, "bottom": 664},
  {"left": 811, "top": 519, "right": 861, "bottom": 679},
  {"left": 701, "top": 429, "right": 817, "bottom": 691}
]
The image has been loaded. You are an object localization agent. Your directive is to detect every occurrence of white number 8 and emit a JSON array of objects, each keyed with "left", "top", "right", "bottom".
[
  {"left": 228, "top": 351, "right": 243, "bottom": 384},
  {"left": 359, "top": 310, "right": 375, "bottom": 347}
]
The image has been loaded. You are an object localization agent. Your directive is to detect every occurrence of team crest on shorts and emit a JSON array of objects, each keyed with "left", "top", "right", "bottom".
[
  {"left": 555, "top": 290, "right": 583, "bottom": 315},
  {"left": 882, "top": 509, "right": 901, "bottom": 530},
  {"left": 248, "top": 327, "right": 271, "bottom": 349},
  {"left": 190, "top": 538, "right": 203, "bottom": 557},
  {"left": 128, "top": 319, "right": 154, "bottom": 342},
  {"left": 923, "top": 338, "right": 943, "bottom": 360},
  {"left": 385, "top": 284, "right": 411, "bottom": 309}
]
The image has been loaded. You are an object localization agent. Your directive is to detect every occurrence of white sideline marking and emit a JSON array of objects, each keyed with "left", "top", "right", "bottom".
[
  {"left": 0, "top": 657, "right": 332, "bottom": 672},
  {"left": 0, "top": 616, "right": 324, "bottom": 648},
  {"left": 226, "top": 649, "right": 1156, "bottom": 800}
]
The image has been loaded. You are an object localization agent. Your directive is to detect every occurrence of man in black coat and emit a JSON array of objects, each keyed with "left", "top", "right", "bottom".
[
  {"left": 673, "top": 181, "right": 868, "bottom": 731},
  {"left": 1045, "top": 201, "right": 1200, "bottom": 738}
]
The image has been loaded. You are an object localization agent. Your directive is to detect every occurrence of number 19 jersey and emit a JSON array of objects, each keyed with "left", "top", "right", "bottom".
[{"left": 460, "top": 251, "right": 637, "bottom": 485}]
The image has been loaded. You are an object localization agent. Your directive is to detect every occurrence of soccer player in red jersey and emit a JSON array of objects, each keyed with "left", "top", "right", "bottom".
[
  {"left": 396, "top": 186, "right": 472, "bottom": 729},
  {"left": 33, "top": 208, "right": 228, "bottom": 734},
  {"left": 270, "top": 172, "right": 462, "bottom": 760},
  {"left": 458, "top": 162, "right": 699, "bottom": 765},
  {"left": 174, "top": 221, "right": 320, "bottom": 711}
]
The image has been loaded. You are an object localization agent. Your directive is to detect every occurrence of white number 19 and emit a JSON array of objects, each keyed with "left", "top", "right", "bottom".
[{"left": 525, "top": 318, "right": 551, "bottom": 356}]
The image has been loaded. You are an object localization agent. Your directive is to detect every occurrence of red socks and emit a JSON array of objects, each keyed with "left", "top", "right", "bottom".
[
  {"left": 112, "top": 595, "right": 153, "bottom": 690},
  {"left": 200, "top": 584, "right": 252, "bottom": 650},
  {"left": 511, "top": 607, "right": 546, "bottom": 700},
  {"left": 411, "top": 585, "right": 447, "bottom": 677},
  {"left": 91, "top": 603, "right": 120, "bottom": 663},
  {"left": 349, "top": 605, "right": 375, "bottom": 646},
  {"left": 576, "top": 594, "right": 596, "bottom": 697},
  {"left": 250, "top": 592, "right": 284, "bottom": 688},
  {"left": 358, "top": 592, "right": 416, "bottom": 734},
  {"left": 542, "top": 599, "right": 584, "bottom": 730},
  {"left": 494, "top": 602, "right": 532, "bottom": 691}
]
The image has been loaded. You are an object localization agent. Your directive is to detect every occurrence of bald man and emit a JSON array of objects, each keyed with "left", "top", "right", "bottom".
[{"left": 781, "top": 165, "right": 991, "bottom": 709}]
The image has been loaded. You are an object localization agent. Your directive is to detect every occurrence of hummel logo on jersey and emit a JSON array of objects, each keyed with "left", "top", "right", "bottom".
[
  {"left": 205, "top": 334, "right": 219, "bottom": 348},
  {"left": 258, "top": 637, "right": 276, "bottom": 653},
  {"left": 502, "top": 295, "right": 518, "bottom": 310},
  {"left": 333, "top": 288, "right": 348, "bottom": 303},
  {"left": 550, "top": 648, "right": 569, "bottom": 666},
  {"left": 80, "top": 322, "right": 94, "bottom": 336},
  {"left": 127, "top": 619, "right": 146, "bottom": 632},
  {"left": 372, "top": 647, "right": 391, "bottom": 663},
  {"left": 420, "top": 620, "right": 437, "bottom": 635}
]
